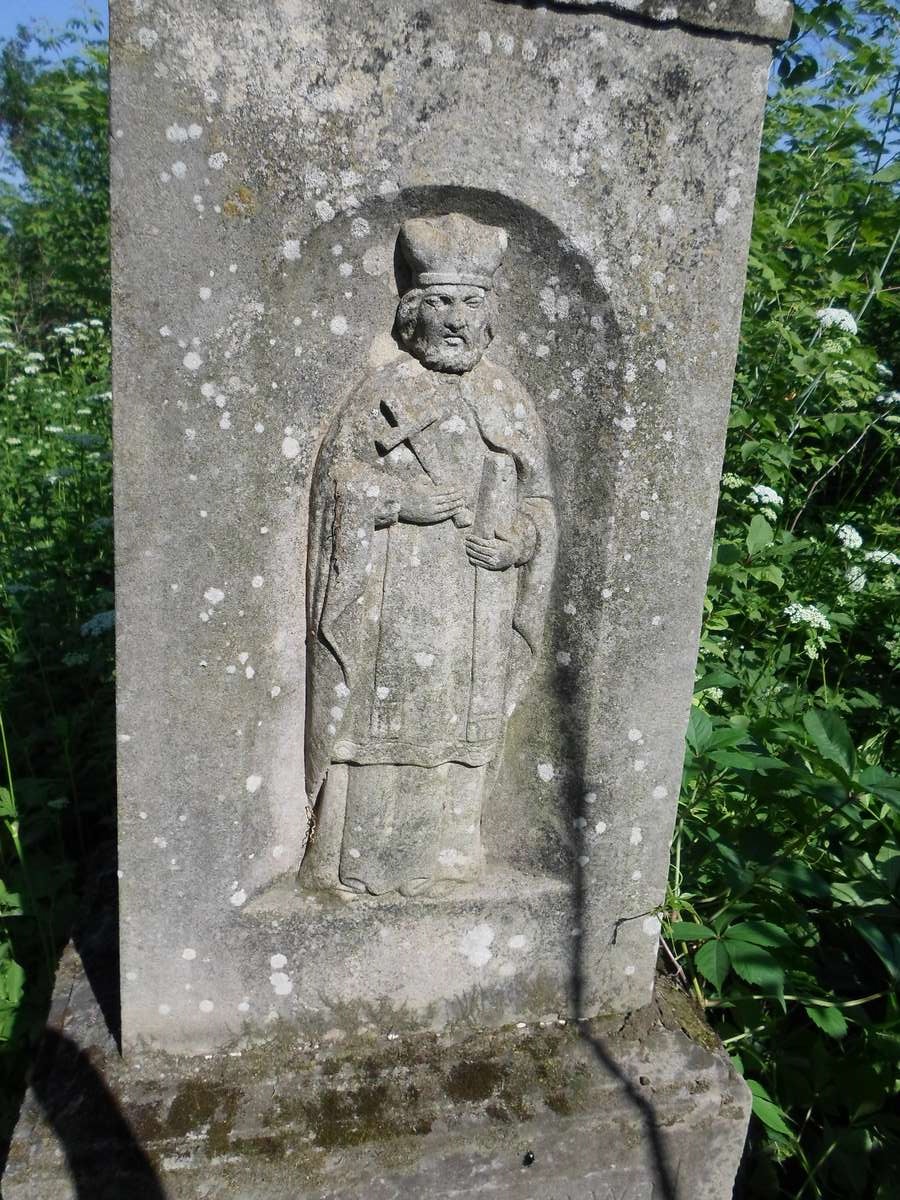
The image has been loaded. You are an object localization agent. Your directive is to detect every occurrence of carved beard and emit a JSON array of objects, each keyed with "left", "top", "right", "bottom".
[{"left": 407, "top": 328, "right": 488, "bottom": 374}]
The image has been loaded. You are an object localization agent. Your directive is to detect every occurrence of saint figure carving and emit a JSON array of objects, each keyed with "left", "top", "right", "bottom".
[{"left": 302, "top": 213, "right": 557, "bottom": 897}]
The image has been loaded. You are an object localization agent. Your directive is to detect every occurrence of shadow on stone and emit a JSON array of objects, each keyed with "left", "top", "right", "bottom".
[
  {"left": 555, "top": 634, "right": 680, "bottom": 1200},
  {"left": 71, "top": 839, "right": 122, "bottom": 1052},
  {"left": 26, "top": 1028, "right": 165, "bottom": 1200}
]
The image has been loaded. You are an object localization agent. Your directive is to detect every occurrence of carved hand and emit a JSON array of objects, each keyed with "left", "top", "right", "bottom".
[
  {"left": 465, "top": 528, "right": 519, "bottom": 571},
  {"left": 398, "top": 488, "right": 466, "bottom": 525}
]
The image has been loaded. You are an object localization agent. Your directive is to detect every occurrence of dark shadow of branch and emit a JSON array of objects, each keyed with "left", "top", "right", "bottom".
[{"left": 25, "top": 1028, "right": 165, "bottom": 1200}]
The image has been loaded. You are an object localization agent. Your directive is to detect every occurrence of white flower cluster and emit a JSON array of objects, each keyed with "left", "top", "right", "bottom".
[
  {"left": 844, "top": 565, "right": 867, "bottom": 593},
  {"left": 749, "top": 484, "right": 784, "bottom": 507},
  {"left": 784, "top": 603, "right": 831, "bottom": 631},
  {"left": 876, "top": 391, "right": 900, "bottom": 407},
  {"left": 864, "top": 548, "right": 900, "bottom": 567},
  {"left": 832, "top": 523, "right": 863, "bottom": 551},
  {"left": 785, "top": 602, "right": 832, "bottom": 660},
  {"left": 816, "top": 307, "right": 858, "bottom": 335}
]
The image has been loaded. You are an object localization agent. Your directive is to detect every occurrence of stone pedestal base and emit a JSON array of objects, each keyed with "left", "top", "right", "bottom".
[{"left": 5, "top": 947, "right": 750, "bottom": 1199}]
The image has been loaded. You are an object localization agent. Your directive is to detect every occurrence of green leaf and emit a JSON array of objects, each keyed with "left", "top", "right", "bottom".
[
  {"left": 748, "top": 563, "right": 785, "bottom": 588},
  {"left": 715, "top": 543, "right": 743, "bottom": 566},
  {"left": 693, "top": 671, "right": 741, "bottom": 693},
  {"left": 727, "top": 940, "right": 785, "bottom": 998},
  {"left": 724, "top": 921, "right": 792, "bottom": 949},
  {"left": 747, "top": 1080, "right": 793, "bottom": 1136},
  {"left": 872, "top": 162, "right": 900, "bottom": 183},
  {"left": 668, "top": 921, "right": 715, "bottom": 942},
  {"left": 694, "top": 939, "right": 731, "bottom": 990},
  {"left": 856, "top": 919, "right": 900, "bottom": 982},
  {"left": 857, "top": 765, "right": 900, "bottom": 812},
  {"left": 803, "top": 708, "right": 856, "bottom": 778},
  {"left": 746, "top": 514, "right": 774, "bottom": 558},
  {"left": 805, "top": 1004, "right": 848, "bottom": 1039},
  {"left": 0, "top": 882, "right": 23, "bottom": 917},
  {"left": 686, "top": 707, "right": 714, "bottom": 755},
  {"left": 0, "top": 958, "right": 25, "bottom": 1010},
  {"left": 707, "top": 749, "right": 785, "bottom": 773}
]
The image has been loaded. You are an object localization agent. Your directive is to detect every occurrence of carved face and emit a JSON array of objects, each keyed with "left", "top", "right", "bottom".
[{"left": 404, "top": 284, "right": 492, "bottom": 373}]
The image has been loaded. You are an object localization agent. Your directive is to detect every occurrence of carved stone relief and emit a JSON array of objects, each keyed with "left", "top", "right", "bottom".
[{"left": 301, "top": 213, "right": 558, "bottom": 897}]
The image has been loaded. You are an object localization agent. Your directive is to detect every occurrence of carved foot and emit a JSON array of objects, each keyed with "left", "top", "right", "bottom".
[{"left": 398, "top": 877, "right": 432, "bottom": 898}]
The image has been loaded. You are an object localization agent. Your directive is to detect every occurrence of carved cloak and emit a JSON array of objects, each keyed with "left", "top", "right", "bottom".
[{"left": 305, "top": 354, "right": 556, "bottom": 805}]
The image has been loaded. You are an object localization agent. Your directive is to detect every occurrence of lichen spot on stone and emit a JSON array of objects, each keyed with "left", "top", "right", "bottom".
[
  {"left": 330, "top": 315, "right": 348, "bottom": 336},
  {"left": 643, "top": 915, "right": 661, "bottom": 937},
  {"left": 537, "top": 762, "right": 554, "bottom": 782},
  {"left": 203, "top": 587, "right": 225, "bottom": 605},
  {"left": 245, "top": 775, "right": 262, "bottom": 794},
  {"left": 282, "top": 435, "right": 300, "bottom": 459},
  {"left": 181, "top": 948, "right": 197, "bottom": 961},
  {"left": 414, "top": 651, "right": 435, "bottom": 668},
  {"left": 183, "top": 351, "right": 203, "bottom": 371},
  {"left": 230, "top": 888, "right": 247, "bottom": 907},
  {"left": 270, "top": 953, "right": 287, "bottom": 970},
  {"left": 460, "top": 923, "right": 494, "bottom": 967},
  {"left": 270, "top": 972, "right": 293, "bottom": 996},
  {"left": 630, "top": 826, "right": 643, "bottom": 846},
  {"left": 508, "top": 934, "right": 527, "bottom": 951}
]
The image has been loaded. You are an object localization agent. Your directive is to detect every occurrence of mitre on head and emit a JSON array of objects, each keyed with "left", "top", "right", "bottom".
[{"left": 398, "top": 213, "right": 508, "bottom": 293}]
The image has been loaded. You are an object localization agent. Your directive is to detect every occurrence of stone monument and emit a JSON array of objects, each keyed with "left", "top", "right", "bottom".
[{"left": 5, "top": 1, "right": 793, "bottom": 1196}]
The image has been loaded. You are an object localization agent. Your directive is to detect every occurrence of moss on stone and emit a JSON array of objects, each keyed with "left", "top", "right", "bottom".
[{"left": 444, "top": 1059, "right": 505, "bottom": 1103}]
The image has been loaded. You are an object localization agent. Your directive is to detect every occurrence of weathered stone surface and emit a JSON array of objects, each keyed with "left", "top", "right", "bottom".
[
  {"left": 554, "top": 0, "right": 793, "bottom": 42},
  {"left": 110, "top": 0, "right": 779, "bottom": 1053},
  {"left": 5, "top": 946, "right": 751, "bottom": 1199}
]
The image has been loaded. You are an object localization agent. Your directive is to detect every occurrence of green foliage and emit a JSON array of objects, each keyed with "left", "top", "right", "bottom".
[
  {"left": 0, "top": 315, "right": 113, "bottom": 1143},
  {"left": 0, "top": 19, "right": 114, "bottom": 1148},
  {"left": 0, "top": 16, "right": 109, "bottom": 335},
  {"left": 666, "top": 3, "right": 900, "bottom": 1196}
]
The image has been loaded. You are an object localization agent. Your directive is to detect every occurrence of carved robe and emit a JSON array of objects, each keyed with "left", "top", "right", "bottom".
[{"left": 303, "top": 354, "right": 556, "bottom": 894}]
